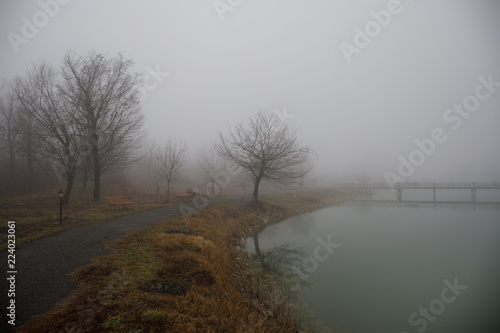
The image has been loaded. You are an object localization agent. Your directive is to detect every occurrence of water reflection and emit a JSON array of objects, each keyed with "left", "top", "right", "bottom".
[
  {"left": 248, "top": 232, "right": 338, "bottom": 332},
  {"left": 250, "top": 211, "right": 318, "bottom": 284},
  {"left": 287, "top": 212, "right": 316, "bottom": 236},
  {"left": 245, "top": 201, "right": 500, "bottom": 333},
  {"left": 251, "top": 232, "right": 309, "bottom": 290}
]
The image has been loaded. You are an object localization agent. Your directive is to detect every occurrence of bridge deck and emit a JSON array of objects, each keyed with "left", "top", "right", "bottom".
[{"left": 335, "top": 182, "right": 500, "bottom": 190}]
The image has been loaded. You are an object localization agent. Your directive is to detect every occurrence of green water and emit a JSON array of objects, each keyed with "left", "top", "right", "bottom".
[{"left": 245, "top": 202, "right": 500, "bottom": 333}]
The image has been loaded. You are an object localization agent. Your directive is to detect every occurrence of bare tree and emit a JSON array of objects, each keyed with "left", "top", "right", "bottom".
[
  {"left": 156, "top": 139, "right": 187, "bottom": 203},
  {"left": 0, "top": 82, "right": 20, "bottom": 191},
  {"left": 217, "top": 111, "right": 314, "bottom": 201},
  {"left": 79, "top": 152, "right": 92, "bottom": 191},
  {"left": 199, "top": 142, "right": 228, "bottom": 196},
  {"left": 143, "top": 139, "right": 158, "bottom": 178},
  {"left": 58, "top": 50, "right": 145, "bottom": 202},
  {"left": 14, "top": 63, "right": 83, "bottom": 204},
  {"left": 17, "top": 105, "right": 42, "bottom": 190}
]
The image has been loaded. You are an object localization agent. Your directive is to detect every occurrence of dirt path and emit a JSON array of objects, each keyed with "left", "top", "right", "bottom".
[{"left": 1, "top": 196, "right": 245, "bottom": 332}]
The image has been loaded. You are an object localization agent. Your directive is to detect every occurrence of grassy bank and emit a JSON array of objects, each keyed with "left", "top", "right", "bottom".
[
  {"left": 19, "top": 189, "right": 360, "bottom": 333},
  {"left": 0, "top": 189, "right": 190, "bottom": 251}
]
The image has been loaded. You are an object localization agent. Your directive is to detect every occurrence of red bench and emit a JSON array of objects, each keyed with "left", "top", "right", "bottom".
[
  {"left": 106, "top": 196, "right": 133, "bottom": 207},
  {"left": 175, "top": 190, "right": 193, "bottom": 197}
]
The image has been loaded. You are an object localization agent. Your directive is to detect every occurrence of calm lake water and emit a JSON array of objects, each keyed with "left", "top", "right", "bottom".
[{"left": 245, "top": 198, "right": 500, "bottom": 333}]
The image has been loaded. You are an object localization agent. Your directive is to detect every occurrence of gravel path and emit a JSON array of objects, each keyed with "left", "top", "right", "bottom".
[{"left": 1, "top": 195, "right": 246, "bottom": 332}]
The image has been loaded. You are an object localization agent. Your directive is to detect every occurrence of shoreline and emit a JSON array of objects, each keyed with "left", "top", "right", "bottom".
[
  {"left": 17, "top": 188, "right": 360, "bottom": 333},
  {"left": 229, "top": 189, "right": 361, "bottom": 332}
]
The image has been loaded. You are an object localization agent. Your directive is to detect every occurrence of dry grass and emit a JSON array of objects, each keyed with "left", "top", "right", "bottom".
[
  {"left": 18, "top": 189, "right": 360, "bottom": 333},
  {"left": 0, "top": 187, "right": 192, "bottom": 250}
]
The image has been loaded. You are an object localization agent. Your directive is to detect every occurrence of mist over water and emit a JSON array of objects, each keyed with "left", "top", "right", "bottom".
[{"left": 246, "top": 202, "right": 500, "bottom": 332}]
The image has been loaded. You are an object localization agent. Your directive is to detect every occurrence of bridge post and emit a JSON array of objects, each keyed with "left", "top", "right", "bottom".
[
  {"left": 433, "top": 182, "right": 436, "bottom": 202},
  {"left": 397, "top": 188, "right": 401, "bottom": 202},
  {"left": 471, "top": 182, "right": 477, "bottom": 203}
]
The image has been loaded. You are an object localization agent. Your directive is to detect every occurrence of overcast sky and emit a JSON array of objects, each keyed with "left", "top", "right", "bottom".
[{"left": 1, "top": 0, "right": 499, "bottom": 184}]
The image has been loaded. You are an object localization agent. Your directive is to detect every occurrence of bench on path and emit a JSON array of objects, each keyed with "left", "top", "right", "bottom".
[
  {"left": 106, "top": 196, "right": 133, "bottom": 207},
  {"left": 175, "top": 190, "right": 193, "bottom": 197}
]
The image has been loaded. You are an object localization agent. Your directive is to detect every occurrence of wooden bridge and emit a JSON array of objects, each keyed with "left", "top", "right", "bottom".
[{"left": 334, "top": 182, "right": 500, "bottom": 204}]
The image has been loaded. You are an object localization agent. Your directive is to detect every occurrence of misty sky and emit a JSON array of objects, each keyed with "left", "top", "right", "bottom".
[{"left": 1, "top": 0, "right": 499, "bottom": 184}]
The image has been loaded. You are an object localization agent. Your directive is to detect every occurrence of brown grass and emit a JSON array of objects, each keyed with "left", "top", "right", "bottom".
[
  {"left": 0, "top": 187, "right": 192, "bottom": 250},
  {"left": 17, "top": 189, "right": 360, "bottom": 333}
]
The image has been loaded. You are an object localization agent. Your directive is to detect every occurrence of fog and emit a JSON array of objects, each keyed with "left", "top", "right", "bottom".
[{"left": 2, "top": 0, "right": 500, "bottom": 186}]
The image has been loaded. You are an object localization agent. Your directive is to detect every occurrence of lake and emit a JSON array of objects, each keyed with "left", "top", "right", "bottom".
[{"left": 245, "top": 198, "right": 500, "bottom": 333}]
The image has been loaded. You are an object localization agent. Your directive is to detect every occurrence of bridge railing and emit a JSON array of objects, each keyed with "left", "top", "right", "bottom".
[
  {"left": 474, "top": 182, "right": 500, "bottom": 188},
  {"left": 333, "top": 182, "right": 500, "bottom": 189}
]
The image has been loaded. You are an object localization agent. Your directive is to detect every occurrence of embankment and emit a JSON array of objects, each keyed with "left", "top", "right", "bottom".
[{"left": 18, "top": 188, "right": 359, "bottom": 333}]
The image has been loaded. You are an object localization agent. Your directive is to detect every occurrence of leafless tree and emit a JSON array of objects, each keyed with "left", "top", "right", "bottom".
[
  {"left": 199, "top": 142, "right": 228, "bottom": 196},
  {"left": 58, "top": 50, "right": 145, "bottom": 202},
  {"left": 217, "top": 111, "right": 314, "bottom": 201},
  {"left": 0, "top": 82, "right": 20, "bottom": 191},
  {"left": 17, "top": 104, "right": 43, "bottom": 190},
  {"left": 79, "top": 152, "right": 92, "bottom": 191},
  {"left": 156, "top": 138, "right": 187, "bottom": 203},
  {"left": 14, "top": 63, "right": 83, "bottom": 204},
  {"left": 143, "top": 139, "right": 158, "bottom": 179}
]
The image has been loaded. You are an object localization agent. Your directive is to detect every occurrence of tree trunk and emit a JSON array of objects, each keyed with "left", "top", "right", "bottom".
[
  {"left": 166, "top": 180, "right": 171, "bottom": 203},
  {"left": 27, "top": 144, "right": 34, "bottom": 191},
  {"left": 63, "top": 173, "right": 74, "bottom": 205},
  {"left": 92, "top": 145, "right": 101, "bottom": 202},
  {"left": 253, "top": 234, "right": 267, "bottom": 269},
  {"left": 252, "top": 175, "right": 262, "bottom": 201},
  {"left": 81, "top": 170, "right": 88, "bottom": 191},
  {"left": 8, "top": 141, "right": 16, "bottom": 191},
  {"left": 93, "top": 170, "right": 100, "bottom": 202},
  {"left": 81, "top": 157, "right": 89, "bottom": 191}
]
